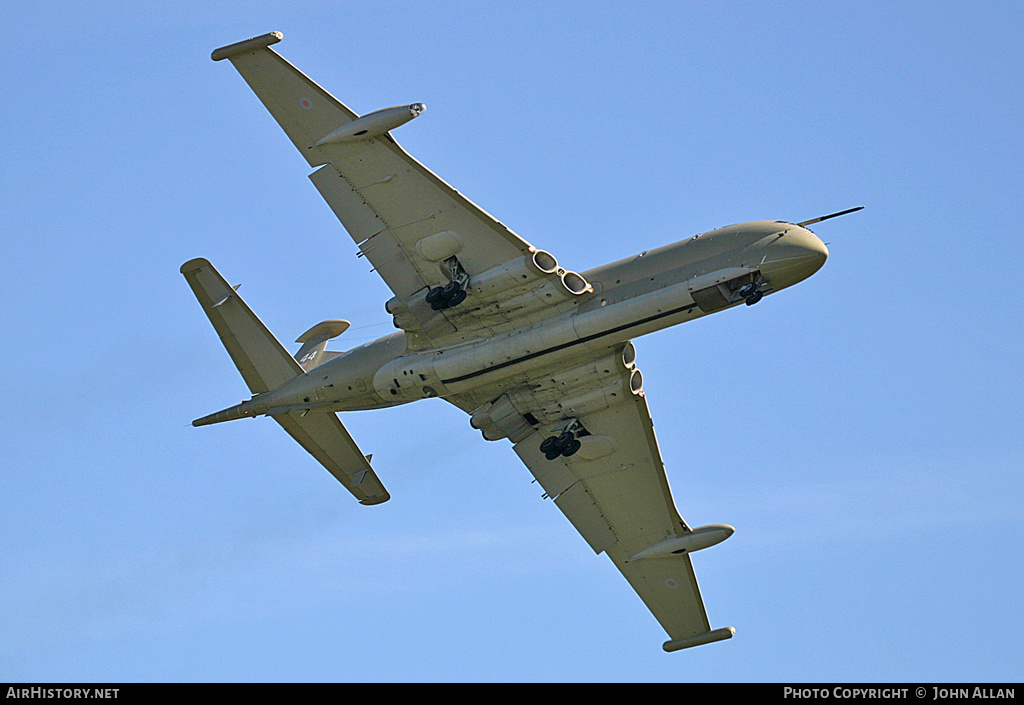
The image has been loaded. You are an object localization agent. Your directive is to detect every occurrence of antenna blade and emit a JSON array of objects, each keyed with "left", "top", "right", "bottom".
[{"left": 797, "top": 206, "right": 864, "bottom": 227}]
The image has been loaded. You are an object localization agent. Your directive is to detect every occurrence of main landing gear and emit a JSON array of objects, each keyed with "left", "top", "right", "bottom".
[
  {"left": 539, "top": 419, "right": 585, "bottom": 460},
  {"left": 427, "top": 258, "right": 470, "bottom": 310},
  {"left": 426, "top": 280, "right": 467, "bottom": 310}
]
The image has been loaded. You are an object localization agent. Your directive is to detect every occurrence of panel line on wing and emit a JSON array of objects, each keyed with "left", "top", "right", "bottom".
[{"left": 390, "top": 213, "right": 437, "bottom": 230}]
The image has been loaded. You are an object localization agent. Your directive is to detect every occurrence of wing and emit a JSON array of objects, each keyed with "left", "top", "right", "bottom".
[
  {"left": 213, "top": 33, "right": 589, "bottom": 350},
  {"left": 449, "top": 343, "right": 734, "bottom": 651}
]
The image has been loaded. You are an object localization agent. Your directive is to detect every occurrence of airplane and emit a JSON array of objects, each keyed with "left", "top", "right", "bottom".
[{"left": 183, "top": 31, "right": 860, "bottom": 653}]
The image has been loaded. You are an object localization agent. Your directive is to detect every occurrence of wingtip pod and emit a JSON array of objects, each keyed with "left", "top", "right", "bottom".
[
  {"left": 663, "top": 626, "right": 735, "bottom": 653},
  {"left": 211, "top": 31, "right": 283, "bottom": 62}
]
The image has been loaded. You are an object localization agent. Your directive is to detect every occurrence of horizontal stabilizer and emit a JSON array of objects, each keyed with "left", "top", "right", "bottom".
[
  {"left": 274, "top": 411, "right": 390, "bottom": 505},
  {"left": 181, "top": 258, "right": 303, "bottom": 394}
]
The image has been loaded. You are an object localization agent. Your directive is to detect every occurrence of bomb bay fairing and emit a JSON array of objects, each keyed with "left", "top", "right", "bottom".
[{"left": 184, "top": 31, "right": 855, "bottom": 652}]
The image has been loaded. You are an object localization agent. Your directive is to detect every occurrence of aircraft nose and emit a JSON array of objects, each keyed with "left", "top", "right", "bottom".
[
  {"left": 801, "top": 232, "right": 829, "bottom": 269},
  {"left": 808, "top": 232, "right": 829, "bottom": 260},
  {"left": 759, "top": 227, "right": 828, "bottom": 289}
]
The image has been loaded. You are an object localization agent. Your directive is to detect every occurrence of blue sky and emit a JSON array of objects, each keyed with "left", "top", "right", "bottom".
[{"left": 1, "top": 1, "right": 1021, "bottom": 682}]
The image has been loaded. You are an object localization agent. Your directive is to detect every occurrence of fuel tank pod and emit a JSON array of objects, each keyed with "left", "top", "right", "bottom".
[
  {"left": 627, "top": 524, "right": 735, "bottom": 561},
  {"left": 314, "top": 103, "right": 425, "bottom": 145}
]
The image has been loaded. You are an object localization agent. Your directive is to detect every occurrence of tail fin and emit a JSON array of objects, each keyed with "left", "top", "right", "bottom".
[
  {"left": 180, "top": 258, "right": 303, "bottom": 394},
  {"left": 294, "top": 319, "right": 350, "bottom": 370},
  {"left": 181, "top": 258, "right": 390, "bottom": 505}
]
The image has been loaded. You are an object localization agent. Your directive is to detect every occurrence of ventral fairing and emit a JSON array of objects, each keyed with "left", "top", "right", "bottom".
[{"left": 184, "top": 31, "right": 860, "bottom": 652}]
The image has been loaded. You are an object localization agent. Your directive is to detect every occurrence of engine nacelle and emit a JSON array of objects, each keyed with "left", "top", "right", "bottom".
[
  {"left": 469, "top": 394, "right": 533, "bottom": 443},
  {"left": 555, "top": 369, "right": 643, "bottom": 418},
  {"left": 468, "top": 250, "right": 560, "bottom": 297},
  {"left": 546, "top": 342, "right": 636, "bottom": 390},
  {"left": 314, "top": 103, "right": 425, "bottom": 145},
  {"left": 496, "top": 269, "right": 593, "bottom": 310}
]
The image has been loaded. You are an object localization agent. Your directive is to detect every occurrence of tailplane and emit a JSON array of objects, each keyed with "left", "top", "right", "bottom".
[
  {"left": 181, "top": 258, "right": 389, "bottom": 505},
  {"left": 180, "top": 258, "right": 303, "bottom": 394}
]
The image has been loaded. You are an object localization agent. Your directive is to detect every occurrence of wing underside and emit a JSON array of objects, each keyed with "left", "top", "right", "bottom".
[
  {"left": 450, "top": 344, "right": 734, "bottom": 649},
  {"left": 513, "top": 388, "right": 713, "bottom": 642},
  {"left": 215, "top": 34, "right": 594, "bottom": 350}
]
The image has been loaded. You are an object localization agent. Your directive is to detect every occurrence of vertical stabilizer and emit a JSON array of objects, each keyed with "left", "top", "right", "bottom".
[{"left": 294, "top": 319, "right": 350, "bottom": 370}]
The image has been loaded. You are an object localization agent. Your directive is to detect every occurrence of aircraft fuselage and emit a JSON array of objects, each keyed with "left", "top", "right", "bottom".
[{"left": 244, "top": 220, "right": 827, "bottom": 421}]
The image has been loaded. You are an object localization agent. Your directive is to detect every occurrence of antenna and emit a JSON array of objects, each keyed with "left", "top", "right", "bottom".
[{"left": 797, "top": 206, "right": 864, "bottom": 228}]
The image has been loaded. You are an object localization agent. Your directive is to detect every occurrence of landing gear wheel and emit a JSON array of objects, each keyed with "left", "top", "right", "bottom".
[
  {"left": 539, "top": 436, "right": 559, "bottom": 454},
  {"left": 430, "top": 298, "right": 450, "bottom": 311},
  {"left": 554, "top": 431, "right": 575, "bottom": 450},
  {"left": 544, "top": 449, "right": 563, "bottom": 461},
  {"left": 446, "top": 288, "right": 467, "bottom": 307},
  {"left": 561, "top": 439, "right": 582, "bottom": 457},
  {"left": 745, "top": 290, "right": 763, "bottom": 305},
  {"left": 738, "top": 282, "right": 758, "bottom": 298},
  {"left": 442, "top": 280, "right": 462, "bottom": 298},
  {"left": 425, "top": 287, "right": 445, "bottom": 304}
]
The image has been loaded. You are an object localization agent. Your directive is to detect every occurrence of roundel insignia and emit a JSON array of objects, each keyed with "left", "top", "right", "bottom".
[
  {"left": 299, "top": 97, "right": 313, "bottom": 110},
  {"left": 665, "top": 578, "right": 679, "bottom": 589}
]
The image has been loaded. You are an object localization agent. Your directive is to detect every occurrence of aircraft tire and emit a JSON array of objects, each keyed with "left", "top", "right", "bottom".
[
  {"left": 554, "top": 431, "right": 575, "bottom": 450},
  {"left": 561, "top": 439, "right": 582, "bottom": 457},
  {"left": 540, "top": 436, "right": 559, "bottom": 454},
  {"left": 447, "top": 289, "right": 467, "bottom": 307}
]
